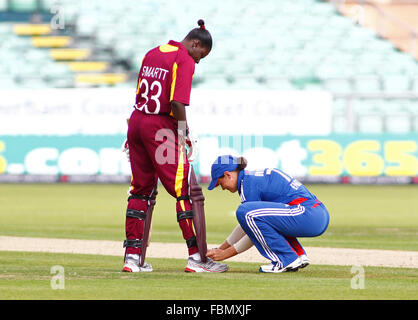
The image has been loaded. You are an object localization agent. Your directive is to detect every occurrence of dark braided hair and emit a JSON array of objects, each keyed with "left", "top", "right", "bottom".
[{"left": 184, "top": 19, "right": 212, "bottom": 50}]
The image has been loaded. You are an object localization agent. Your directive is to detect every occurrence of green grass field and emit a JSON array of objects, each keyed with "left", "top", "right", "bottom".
[
  {"left": 0, "top": 183, "right": 417, "bottom": 250},
  {"left": 1, "top": 251, "right": 417, "bottom": 300},
  {"left": 0, "top": 183, "right": 417, "bottom": 300}
]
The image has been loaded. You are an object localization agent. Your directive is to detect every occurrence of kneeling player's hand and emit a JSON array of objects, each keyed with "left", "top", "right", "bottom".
[{"left": 207, "top": 248, "right": 225, "bottom": 261}]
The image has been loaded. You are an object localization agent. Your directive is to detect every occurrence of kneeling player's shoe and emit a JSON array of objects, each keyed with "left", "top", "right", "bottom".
[
  {"left": 185, "top": 257, "right": 229, "bottom": 273},
  {"left": 122, "top": 254, "right": 153, "bottom": 273},
  {"left": 299, "top": 254, "right": 310, "bottom": 269},
  {"left": 259, "top": 258, "right": 302, "bottom": 273}
]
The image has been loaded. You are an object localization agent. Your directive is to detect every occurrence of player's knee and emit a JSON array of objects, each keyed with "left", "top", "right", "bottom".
[{"left": 236, "top": 203, "right": 251, "bottom": 224}]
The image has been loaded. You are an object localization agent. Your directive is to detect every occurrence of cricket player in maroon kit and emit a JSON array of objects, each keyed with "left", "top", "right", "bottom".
[{"left": 122, "top": 20, "right": 228, "bottom": 273}]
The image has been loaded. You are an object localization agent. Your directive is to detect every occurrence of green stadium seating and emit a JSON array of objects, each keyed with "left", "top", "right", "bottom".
[
  {"left": 31, "top": 0, "right": 417, "bottom": 93},
  {"left": 0, "top": 0, "right": 417, "bottom": 133}
]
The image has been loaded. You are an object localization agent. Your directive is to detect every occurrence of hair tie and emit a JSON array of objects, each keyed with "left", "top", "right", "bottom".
[{"left": 197, "top": 19, "right": 205, "bottom": 30}]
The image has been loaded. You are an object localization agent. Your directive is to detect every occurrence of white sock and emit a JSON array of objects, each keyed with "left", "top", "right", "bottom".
[
  {"left": 126, "top": 254, "right": 140, "bottom": 263},
  {"left": 190, "top": 252, "right": 201, "bottom": 261}
]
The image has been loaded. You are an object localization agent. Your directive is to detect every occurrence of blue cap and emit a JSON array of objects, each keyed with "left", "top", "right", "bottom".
[{"left": 208, "top": 155, "right": 240, "bottom": 190}]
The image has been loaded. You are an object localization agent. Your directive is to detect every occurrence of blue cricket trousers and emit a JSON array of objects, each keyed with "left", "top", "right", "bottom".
[{"left": 236, "top": 200, "right": 330, "bottom": 268}]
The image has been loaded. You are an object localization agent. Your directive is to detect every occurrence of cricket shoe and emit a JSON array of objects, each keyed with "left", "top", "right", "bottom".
[
  {"left": 259, "top": 258, "right": 302, "bottom": 273},
  {"left": 185, "top": 257, "right": 229, "bottom": 273},
  {"left": 299, "top": 254, "right": 310, "bottom": 269},
  {"left": 122, "top": 254, "right": 153, "bottom": 273}
]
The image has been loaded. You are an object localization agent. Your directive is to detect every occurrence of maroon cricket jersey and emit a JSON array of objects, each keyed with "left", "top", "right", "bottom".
[{"left": 134, "top": 40, "right": 195, "bottom": 115}]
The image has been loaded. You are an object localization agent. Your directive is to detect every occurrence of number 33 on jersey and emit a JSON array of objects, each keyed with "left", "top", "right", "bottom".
[{"left": 134, "top": 40, "right": 196, "bottom": 115}]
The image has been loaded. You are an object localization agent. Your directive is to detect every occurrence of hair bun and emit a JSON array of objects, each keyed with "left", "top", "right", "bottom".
[
  {"left": 197, "top": 19, "right": 205, "bottom": 29},
  {"left": 237, "top": 157, "right": 248, "bottom": 171}
]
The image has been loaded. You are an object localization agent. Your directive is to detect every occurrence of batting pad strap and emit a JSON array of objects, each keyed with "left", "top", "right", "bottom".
[
  {"left": 176, "top": 195, "right": 190, "bottom": 201},
  {"left": 177, "top": 210, "right": 194, "bottom": 222},
  {"left": 123, "top": 239, "right": 142, "bottom": 248},
  {"left": 186, "top": 236, "right": 197, "bottom": 248},
  {"left": 126, "top": 209, "right": 146, "bottom": 220},
  {"left": 128, "top": 194, "right": 150, "bottom": 201}
]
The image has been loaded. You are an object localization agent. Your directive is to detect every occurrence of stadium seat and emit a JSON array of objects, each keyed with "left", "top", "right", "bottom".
[
  {"left": 31, "top": 36, "right": 73, "bottom": 48},
  {"left": 0, "top": 23, "right": 12, "bottom": 36},
  {"left": 374, "top": 62, "right": 405, "bottom": 76},
  {"left": 353, "top": 76, "right": 381, "bottom": 93},
  {"left": 9, "top": 0, "right": 38, "bottom": 12},
  {"left": 50, "top": 49, "right": 91, "bottom": 61},
  {"left": 384, "top": 110, "right": 412, "bottom": 133},
  {"left": 0, "top": 76, "right": 18, "bottom": 88},
  {"left": 75, "top": 13, "right": 99, "bottom": 38},
  {"left": 364, "top": 37, "right": 396, "bottom": 53},
  {"left": 332, "top": 114, "right": 350, "bottom": 133},
  {"left": 18, "top": 77, "right": 49, "bottom": 89},
  {"left": 382, "top": 75, "right": 411, "bottom": 92},
  {"left": 66, "top": 61, "right": 109, "bottom": 72},
  {"left": 332, "top": 98, "right": 350, "bottom": 132},
  {"left": 357, "top": 112, "right": 384, "bottom": 133},
  {"left": 39, "top": 0, "right": 55, "bottom": 10},
  {"left": 0, "top": 0, "right": 8, "bottom": 11},
  {"left": 351, "top": 99, "right": 378, "bottom": 114},
  {"left": 40, "top": 0, "right": 79, "bottom": 24},
  {"left": 410, "top": 77, "right": 418, "bottom": 93},
  {"left": 13, "top": 24, "right": 51, "bottom": 36},
  {"left": 322, "top": 78, "right": 353, "bottom": 94},
  {"left": 228, "top": 77, "right": 264, "bottom": 90},
  {"left": 75, "top": 73, "right": 128, "bottom": 86},
  {"left": 46, "top": 76, "right": 74, "bottom": 88},
  {"left": 315, "top": 64, "right": 353, "bottom": 79},
  {"left": 40, "top": 62, "right": 72, "bottom": 78},
  {"left": 264, "top": 78, "right": 298, "bottom": 90},
  {"left": 339, "top": 37, "right": 365, "bottom": 53},
  {"left": 195, "top": 76, "right": 230, "bottom": 89}
]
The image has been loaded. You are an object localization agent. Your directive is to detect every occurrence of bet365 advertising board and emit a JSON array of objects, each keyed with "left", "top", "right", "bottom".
[{"left": 0, "top": 89, "right": 416, "bottom": 183}]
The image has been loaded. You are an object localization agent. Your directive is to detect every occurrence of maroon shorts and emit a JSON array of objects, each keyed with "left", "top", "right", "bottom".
[{"left": 128, "top": 109, "right": 191, "bottom": 207}]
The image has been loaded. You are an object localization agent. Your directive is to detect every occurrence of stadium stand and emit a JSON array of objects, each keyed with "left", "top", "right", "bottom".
[{"left": 0, "top": 0, "right": 417, "bottom": 132}]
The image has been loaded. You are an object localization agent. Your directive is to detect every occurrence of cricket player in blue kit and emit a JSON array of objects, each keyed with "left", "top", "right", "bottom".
[{"left": 206, "top": 155, "right": 330, "bottom": 273}]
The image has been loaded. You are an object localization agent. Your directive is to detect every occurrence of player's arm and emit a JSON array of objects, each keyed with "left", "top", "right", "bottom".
[
  {"left": 171, "top": 100, "right": 199, "bottom": 162},
  {"left": 171, "top": 100, "right": 187, "bottom": 124},
  {"left": 171, "top": 100, "right": 189, "bottom": 143},
  {"left": 207, "top": 225, "right": 253, "bottom": 261}
]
